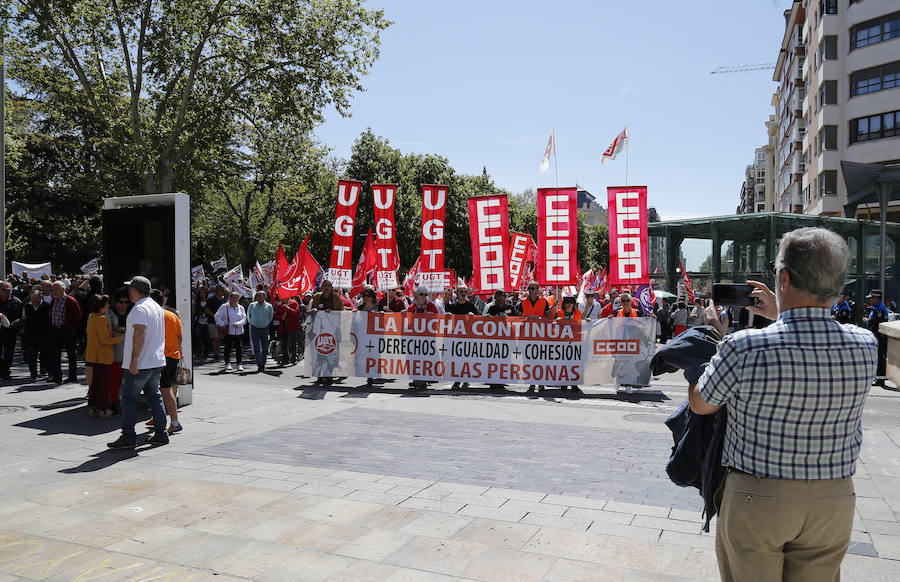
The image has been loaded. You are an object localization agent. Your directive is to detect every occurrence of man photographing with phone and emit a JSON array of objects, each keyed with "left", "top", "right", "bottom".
[{"left": 688, "top": 227, "right": 878, "bottom": 582}]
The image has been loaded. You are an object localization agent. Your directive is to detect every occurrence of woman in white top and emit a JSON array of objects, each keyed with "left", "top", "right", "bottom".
[{"left": 215, "top": 291, "right": 247, "bottom": 372}]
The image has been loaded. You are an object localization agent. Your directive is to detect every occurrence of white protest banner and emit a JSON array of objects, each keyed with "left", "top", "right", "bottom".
[
  {"left": 191, "top": 264, "right": 206, "bottom": 283},
  {"left": 223, "top": 264, "right": 243, "bottom": 283},
  {"left": 259, "top": 260, "right": 276, "bottom": 285},
  {"left": 305, "top": 312, "right": 654, "bottom": 386},
  {"left": 80, "top": 258, "right": 100, "bottom": 275},
  {"left": 211, "top": 255, "right": 228, "bottom": 272},
  {"left": 11, "top": 261, "right": 52, "bottom": 278}
]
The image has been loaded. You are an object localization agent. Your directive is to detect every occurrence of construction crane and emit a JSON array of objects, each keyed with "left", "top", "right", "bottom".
[{"left": 710, "top": 63, "right": 776, "bottom": 75}]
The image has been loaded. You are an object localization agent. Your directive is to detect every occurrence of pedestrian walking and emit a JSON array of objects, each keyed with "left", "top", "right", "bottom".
[
  {"left": 0, "top": 282, "right": 23, "bottom": 380},
  {"left": 215, "top": 291, "right": 247, "bottom": 372},
  {"left": 107, "top": 276, "right": 169, "bottom": 449},
  {"left": 865, "top": 288, "right": 890, "bottom": 388},
  {"left": 148, "top": 289, "right": 183, "bottom": 433},
  {"left": 247, "top": 290, "right": 274, "bottom": 372},
  {"left": 23, "top": 287, "right": 50, "bottom": 381},
  {"left": 48, "top": 281, "right": 82, "bottom": 384},
  {"left": 689, "top": 227, "right": 877, "bottom": 581}
]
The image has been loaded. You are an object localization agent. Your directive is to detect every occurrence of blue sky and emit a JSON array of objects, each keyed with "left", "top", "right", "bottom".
[{"left": 316, "top": 0, "right": 787, "bottom": 251}]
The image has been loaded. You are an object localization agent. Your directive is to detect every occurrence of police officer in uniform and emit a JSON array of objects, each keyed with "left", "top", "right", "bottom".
[{"left": 865, "top": 289, "right": 890, "bottom": 387}]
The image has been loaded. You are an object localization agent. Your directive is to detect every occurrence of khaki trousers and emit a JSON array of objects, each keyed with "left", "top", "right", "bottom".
[{"left": 716, "top": 470, "right": 855, "bottom": 582}]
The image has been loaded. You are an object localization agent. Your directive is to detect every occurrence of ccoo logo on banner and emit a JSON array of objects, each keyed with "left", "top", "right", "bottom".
[
  {"left": 536, "top": 187, "right": 578, "bottom": 285},
  {"left": 468, "top": 195, "right": 511, "bottom": 294},
  {"left": 607, "top": 186, "right": 649, "bottom": 285},
  {"left": 305, "top": 312, "right": 655, "bottom": 386}
]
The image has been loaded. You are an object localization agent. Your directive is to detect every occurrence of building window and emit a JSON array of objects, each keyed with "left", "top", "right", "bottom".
[
  {"left": 820, "top": 0, "right": 837, "bottom": 16},
  {"left": 818, "top": 80, "right": 838, "bottom": 109},
  {"left": 819, "top": 171, "right": 838, "bottom": 196},
  {"left": 850, "top": 60, "right": 900, "bottom": 96},
  {"left": 817, "top": 36, "right": 838, "bottom": 67},
  {"left": 818, "top": 125, "right": 838, "bottom": 151},
  {"left": 852, "top": 11, "right": 900, "bottom": 50},
  {"left": 850, "top": 110, "right": 900, "bottom": 143}
]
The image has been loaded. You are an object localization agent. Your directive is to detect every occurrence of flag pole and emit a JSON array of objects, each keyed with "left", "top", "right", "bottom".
[
  {"left": 624, "top": 123, "right": 629, "bottom": 189},
  {"left": 552, "top": 129, "right": 560, "bottom": 303}
]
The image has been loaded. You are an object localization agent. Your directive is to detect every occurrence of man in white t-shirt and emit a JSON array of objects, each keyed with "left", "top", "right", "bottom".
[{"left": 108, "top": 276, "right": 169, "bottom": 449}]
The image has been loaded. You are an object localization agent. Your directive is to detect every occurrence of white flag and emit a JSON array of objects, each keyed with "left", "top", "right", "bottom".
[
  {"left": 223, "top": 264, "right": 243, "bottom": 283},
  {"left": 211, "top": 255, "right": 228, "bottom": 272},
  {"left": 80, "top": 258, "right": 100, "bottom": 275},
  {"left": 539, "top": 130, "right": 554, "bottom": 173},
  {"left": 191, "top": 264, "right": 206, "bottom": 283},
  {"left": 601, "top": 126, "right": 628, "bottom": 164}
]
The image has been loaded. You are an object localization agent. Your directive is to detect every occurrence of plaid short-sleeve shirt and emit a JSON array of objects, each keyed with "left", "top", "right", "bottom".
[{"left": 698, "top": 306, "right": 878, "bottom": 479}]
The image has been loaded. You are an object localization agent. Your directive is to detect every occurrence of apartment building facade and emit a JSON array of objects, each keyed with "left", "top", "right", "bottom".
[
  {"left": 773, "top": 0, "right": 900, "bottom": 217},
  {"left": 738, "top": 144, "right": 776, "bottom": 214}
]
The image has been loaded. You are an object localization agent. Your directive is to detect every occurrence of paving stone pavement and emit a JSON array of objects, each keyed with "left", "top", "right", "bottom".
[
  {"left": 197, "top": 408, "right": 702, "bottom": 510},
  {"left": 0, "top": 358, "right": 899, "bottom": 581}
]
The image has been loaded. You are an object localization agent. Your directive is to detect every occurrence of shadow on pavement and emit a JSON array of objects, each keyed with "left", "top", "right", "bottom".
[
  {"left": 58, "top": 449, "right": 140, "bottom": 473},
  {"left": 32, "top": 398, "right": 88, "bottom": 411},
  {"left": 11, "top": 381, "right": 63, "bottom": 392},
  {"left": 292, "top": 381, "right": 670, "bottom": 403},
  {"left": 14, "top": 406, "right": 131, "bottom": 437}
]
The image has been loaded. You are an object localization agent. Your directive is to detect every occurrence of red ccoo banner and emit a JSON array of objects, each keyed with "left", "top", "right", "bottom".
[
  {"left": 327, "top": 180, "right": 362, "bottom": 289},
  {"left": 372, "top": 183, "right": 400, "bottom": 290},
  {"left": 468, "top": 195, "right": 511, "bottom": 294},
  {"left": 607, "top": 186, "right": 649, "bottom": 285},
  {"left": 536, "top": 187, "right": 578, "bottom": 285},
  {"left": 419, "top": 184, "right": 452, "bottom": 292},
  {"left": 508, "top": 232, "right": 537, "bottom": 291}
]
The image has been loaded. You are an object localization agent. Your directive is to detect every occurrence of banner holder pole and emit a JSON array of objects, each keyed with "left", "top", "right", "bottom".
[{"left": 624, "top": 123, "right": 629, "bottom": 189}]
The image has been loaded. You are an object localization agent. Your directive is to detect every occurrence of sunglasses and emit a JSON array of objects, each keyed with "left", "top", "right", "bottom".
[
  {"left": 116, "top": 300, "right": 129, "bottom": 304},
  {"left": 417, "top": 293, "right": 427, "bottom": 296}
]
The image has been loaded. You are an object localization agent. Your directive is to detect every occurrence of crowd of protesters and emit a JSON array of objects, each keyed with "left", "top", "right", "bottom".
[{"left": 1, "top": 271, "right": 185, "bottom": 437}]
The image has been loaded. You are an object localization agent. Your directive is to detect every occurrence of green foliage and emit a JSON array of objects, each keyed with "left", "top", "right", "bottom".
[{"left": 9, "top": 0, "right": 390, "bottom": 194}]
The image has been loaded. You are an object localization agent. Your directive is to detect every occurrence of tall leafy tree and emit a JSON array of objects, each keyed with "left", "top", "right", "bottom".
[{"left": 10, "top": 0, "right": 390, "bottom": 194}]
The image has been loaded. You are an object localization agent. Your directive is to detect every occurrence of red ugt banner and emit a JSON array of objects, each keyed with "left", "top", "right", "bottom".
[
  {"left": 467, "top": 195, "right": 511, "bottom": 294},
  {"left": 327, "top": 180, "right": 362, "bottom": 289},
  {"left": 420, "top": 185, "right": 448, "bottom": 272},
  {"left": 509, "top": 232, "right": 537, "bottom": 291},
  {"left": 372, "top": 183, "right": 400, "bottom": 290},
  {"left": 536, "top": 187, "right": 578, "bottom": 286},
  {"left": 607, "top": 186, "right": 649, "bottom": 285}
]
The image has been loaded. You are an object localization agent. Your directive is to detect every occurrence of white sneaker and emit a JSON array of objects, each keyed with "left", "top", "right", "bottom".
[
  {"left": 224, "top": 364, "right": 234, "bottom": 372},
  {"left": 236, "top": 365, "right": 245, "bottom": 372}
]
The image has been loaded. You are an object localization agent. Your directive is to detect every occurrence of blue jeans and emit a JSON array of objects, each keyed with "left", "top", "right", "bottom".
[
  {"left": 250, "top": 326, "right": 269, "bottom": 367},
  {"left": 120, "top": 367, "right": 167, "bottom": 441}
]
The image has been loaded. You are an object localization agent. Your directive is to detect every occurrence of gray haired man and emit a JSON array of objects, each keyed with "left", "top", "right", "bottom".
[{"left": 689, "top": 227, "right": 878, "bottom": 581}]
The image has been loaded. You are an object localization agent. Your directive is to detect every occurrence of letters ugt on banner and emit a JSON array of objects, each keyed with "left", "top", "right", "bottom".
[
  {"left": 420, "top": 185, "right": 448, "bottom": 272},
  {"left": 327, "top": 180, "right": 362, "bottom": 288}
]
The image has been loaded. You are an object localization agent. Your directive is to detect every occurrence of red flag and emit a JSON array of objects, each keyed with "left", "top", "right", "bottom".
[
  {"left": 468, "top": 194, "right": 511, "bottom": 294},
  {"left": 608, "top": 186, "right": 649, "bottom": 285},
  {"left": 679, "top": 259, "right": 696, "bottom": 303},
  {"left": 509, "top": 232, "right": 538, "bottom": 291},
  {"left": 278, "top": 234, "right": 321, "bottom": 299},
  {"left": 403, "top": 257, "right": 421, "bottom": 298},
  {"left": 536, "top": 187, "right": 578, "bottom": 285},
  {"left": 349, "top": 228, "right": 377, "bottom": 297},
  {"left": 272, "top": 241, "right": 289, "bottom": 300}
]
